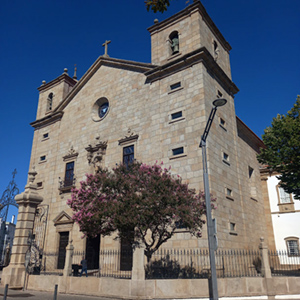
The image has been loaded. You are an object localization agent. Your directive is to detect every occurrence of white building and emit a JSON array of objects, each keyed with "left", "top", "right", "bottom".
[{"left": 261, "top": 169, "right": 300, "bottom": 263}]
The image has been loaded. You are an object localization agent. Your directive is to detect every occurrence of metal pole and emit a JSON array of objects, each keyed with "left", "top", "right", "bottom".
[
  {"left": 199, "top": 99, "right": 226, "bottom": 299},
  {"left": 201, "top": 141, "right": 218, "bottom": 300},
  {"left": 53, "top": 284, "right": 58, "bottom": 300},
  {"left": 3, "top": 284, "right": 8, "bottom": 300}
]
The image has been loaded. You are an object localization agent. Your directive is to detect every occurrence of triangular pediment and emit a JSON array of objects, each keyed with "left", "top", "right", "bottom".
[
  {"left": 31, "top": 56, "right": 156, "bottom": 129},
  {"left": 54, "top": 57, "right": 156, "bottom": 112},
  {"left": 53, "top": 211, "right": 73, "bottom": 225}
]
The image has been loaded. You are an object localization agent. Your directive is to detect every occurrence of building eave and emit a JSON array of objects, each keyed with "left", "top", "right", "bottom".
[
  {"left": 145, "top": 47, "right": 239, "bottom": 96},
  {"left": 30, "top": 111, "right": 64, "bottom": 129},
  {"left": 37, "top": 73, "right": 77, "bottom": 92},
  {"left": 236, "top": 116, "right": 266, "bottom": 153}
]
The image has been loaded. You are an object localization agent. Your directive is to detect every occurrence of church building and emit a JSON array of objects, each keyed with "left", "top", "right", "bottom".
[{"left": 27, "top": 0, "right": 270, "bottom": 270}]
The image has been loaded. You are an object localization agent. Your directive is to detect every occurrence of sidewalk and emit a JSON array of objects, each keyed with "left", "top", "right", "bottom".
[
  {"left": 0, "top": 285, "right": 116, "bottom": 300},
  {"left": 0, "top": 286, "right": 298, "bottom": 300}
]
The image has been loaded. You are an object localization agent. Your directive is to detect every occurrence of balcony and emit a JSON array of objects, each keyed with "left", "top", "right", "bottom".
[{"left": 58, "top": 176, "right": 76, "bottom": 194}]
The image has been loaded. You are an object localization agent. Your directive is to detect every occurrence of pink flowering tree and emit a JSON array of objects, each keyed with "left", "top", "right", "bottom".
[{"left": 67, "top": 161, "right": 216, "bottom": 261}]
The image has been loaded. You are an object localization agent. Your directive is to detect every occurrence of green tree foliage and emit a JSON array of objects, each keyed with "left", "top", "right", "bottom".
[
  {"left": 145, "top": 0, "right": 171, "bottom": 13},
  {"left": 257, "top": 96, "right": 300, "bottom": 199},
  {"left": 68, "top": 161, "right": 215, "bottom": 260}
]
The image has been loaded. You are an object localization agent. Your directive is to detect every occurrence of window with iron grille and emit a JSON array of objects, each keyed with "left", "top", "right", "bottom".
[
  {"left": 286, "top": 239, "right": 300, "bottom": 256},
  {"left": 278, "top": 187, "right": 292, "bottom": 204}
]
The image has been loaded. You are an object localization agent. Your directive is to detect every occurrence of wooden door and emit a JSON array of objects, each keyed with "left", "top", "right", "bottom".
[{"left": 57, "top": 232, "right": 69, "bottom": 269}]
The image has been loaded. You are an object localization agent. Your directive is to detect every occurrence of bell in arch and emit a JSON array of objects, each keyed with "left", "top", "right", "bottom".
[{"left": 171, "top": 37, "right": 179, "bottom": 54}]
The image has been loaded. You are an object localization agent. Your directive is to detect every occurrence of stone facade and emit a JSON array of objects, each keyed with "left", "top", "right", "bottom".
[{"left": 25, "top": 1, "right": 269, "bottom": 266}]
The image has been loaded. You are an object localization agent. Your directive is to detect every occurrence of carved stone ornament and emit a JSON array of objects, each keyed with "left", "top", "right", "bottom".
[
  {"left": 118, "top": 128, "right": 139, "bottom": 145},
  {"left": 63, "top": 146, "right": 78, "bottom": 161},
  {"left": 28, "top": 166, "right": 37, "bottom": 184},
  {"left": 85, "top": 135, "right": 107, "bottom": 171}
]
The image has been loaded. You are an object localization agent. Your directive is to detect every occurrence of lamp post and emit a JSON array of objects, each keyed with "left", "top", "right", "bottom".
[{"left": 199, "top": 98, "right": 227, "bottom": 300}]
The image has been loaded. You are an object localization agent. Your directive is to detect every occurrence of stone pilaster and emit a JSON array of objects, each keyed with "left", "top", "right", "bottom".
[
  {"left": 259, "top": 237, "right": 271, "bottom": 278},
  {"left": 260, "top": 169, "right": 276, "bottom": 250},
  {"left": 63, "top": 241, "right": 74, "bottom": 277},
  {"left": 1, "top": 169, "right": 43, "bottom": 288},
  {"left": 131, "top": 244, "right": 146, "bottom": 297}
]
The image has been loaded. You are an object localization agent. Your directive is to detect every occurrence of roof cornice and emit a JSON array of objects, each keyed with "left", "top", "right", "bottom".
[
  {"left": 37, "top": 73, "right": 77, "bottom": 92},
  {"left": 147, "top": 0, "right": 231, "bottom": 52},
  {"left": 30, "top": 111, "right": 64, "bottom": 129},
  {"left": 236, "top": 116, "right": 265, "bottom": 153},
  {"left": 145, "top": 47, "right": 239, "bottom": 96}
]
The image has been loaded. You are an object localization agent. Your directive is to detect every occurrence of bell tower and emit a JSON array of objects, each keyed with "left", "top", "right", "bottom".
[
  {"left": 148, "top": 0, "right": 232, "bottom": 79},
  {"left": 35, "top": 68, "right": 77, "bottom": 121}
]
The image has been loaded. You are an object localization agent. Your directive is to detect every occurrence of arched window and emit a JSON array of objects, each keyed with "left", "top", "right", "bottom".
[
  {"left": 213, "top": 40, "right": 219, "bottom": 61},
  {"left": 47, "top": 93, "right": 53, "bottom": 112},
  {"left": 169, "top": 31, "right": 179, "bottom": 55}
]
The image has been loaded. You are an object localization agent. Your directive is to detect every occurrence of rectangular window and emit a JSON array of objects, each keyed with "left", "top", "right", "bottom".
[
  {"left": 220, "top": 118, "right": 225, "bottom": 126},
  {"left": 230, "top": 222, "right": 236, "bottom": 231},
  {"left": 175, "top": 220, "right": 185, "bottom": 229},
  {"left": 171, "top": 111, "right": 182, "bottom": 120},
  {"left": 170, "top": 82, "right": 181, "bottom": 90},
  {"left": 287, "top": 240, "right": 299, "bottom": 256},
  {"left": 217, "top": 90, "right": 223, "bottom": 98},
  {"left": 64, "top": 162, "right": 75, "bottom": 187},
  {"left": 43, "top": 133, "right": 49, "bottom": 139},
  {"left": 248, "top": 166, "right": 254, "bottom": 178},
  {"left": 222, "top": 152, "right": 230, "bottom": 165},
  {"left": 172, "top": 147, "right": 184, "bottom": 156},
  {"left": 226, "top": 188, "right": 232, "bottom": 196},
  {"left": 40, "top": 155, "right": 46, "bottom": 162},
  {"left": 123, "top": 145, "right": 134, "bottom": 167},
  {"left": 279, "top": 187, "right": 291, "bottom": 204}
]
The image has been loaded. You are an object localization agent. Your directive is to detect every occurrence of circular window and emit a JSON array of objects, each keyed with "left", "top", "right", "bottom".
[
  {"left": 99, "top": 102, "right": 109, "bottom": 118},
  {"left": 92, "top": 98, "right": 109, "bottom": 122}
]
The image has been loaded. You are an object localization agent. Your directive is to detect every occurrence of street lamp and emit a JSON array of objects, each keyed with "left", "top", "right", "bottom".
[{"left": 199, "top": 98, "right": 227, "bottom": 300}]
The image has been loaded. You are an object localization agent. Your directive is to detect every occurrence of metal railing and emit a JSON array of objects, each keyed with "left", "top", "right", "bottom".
[
  {"left": 27, "top": 246, "right": 300, "bottom": 279},
  {"left": 99, "top": 249, "right": 132, "bottom": 279},
  {"left": 269, "top": 250, "right": 300, "bottom": 276},
  {"left": 72, "top": 249, "right": 132, "bottom": 279},
  {"left": 40, "top": 251, "right": 63, "bottom": 275},
  {"left": 145, "top": 248, "right": 262, "bottom": 279}
]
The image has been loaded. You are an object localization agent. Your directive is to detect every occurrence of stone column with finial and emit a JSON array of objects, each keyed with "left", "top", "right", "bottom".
[
  {"left": 259, "top": 237, "right": 271, "bottom": 278},
  {"left": 63, "top": 240, "right": 74, "bottom": 277},
  {"left": 259, "top": 237, "right": 275, "bottom": 298},
  {"left": 1, "top": 168, "right": 43, "bottom": 288}
]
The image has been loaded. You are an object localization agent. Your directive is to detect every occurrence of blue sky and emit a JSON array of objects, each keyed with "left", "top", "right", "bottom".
[{"left": 0, "top": 0, "right": 299, "bottom": 223}]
